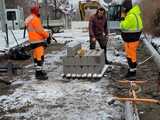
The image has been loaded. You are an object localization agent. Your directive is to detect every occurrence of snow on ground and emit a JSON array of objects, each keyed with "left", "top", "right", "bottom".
[
  {"left": 0, "top": 48, "right": 124, "bottom": 120},
  {"left": 3, "top": 22, "right": 160, "bottom": 119},
  {"left": 54, "top": 29, "right": 127, "bottom": 65},
  {"left": 0, "top": 64, "right": 124, "bottom": 119},
  {"left": 0, "top": 27, "right": 125, "bottom": 119},
  {"left": 0, "top": 26, "right": 127, "bottom": 65},
  {"left": 0, "top": 30, "right": 28, "bottom": 51},
  {"left": 1, "top": 20, "right": 160, "bottom": 119}
]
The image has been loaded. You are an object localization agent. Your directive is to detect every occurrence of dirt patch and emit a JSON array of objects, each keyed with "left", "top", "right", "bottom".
[
  {"left": 141, "top": 0, "right": 160, "bottom": 36},
  {"left": 0, "top": 42, "right": 125, "bottom": 120},
  {"left": 0, "top": 43, "right": 65, "bottom": 94},
  {"left": 0, "top": 40, "right": 159, "bottom": 119},
  {"left": 110, "top": 44, "right": 160, "bottom": 120}
]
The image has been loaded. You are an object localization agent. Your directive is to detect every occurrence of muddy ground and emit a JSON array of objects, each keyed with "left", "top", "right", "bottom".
[
  {"left": 0, "top": 42, "right": 160, "bottom": 120},
  {"left": 110, "top": 44, "right": 160, "bottom": 120},
  {"left": 0, "top": 43, "right": 124, "bottom": 120}
]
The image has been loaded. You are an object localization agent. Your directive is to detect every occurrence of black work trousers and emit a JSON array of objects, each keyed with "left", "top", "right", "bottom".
[{"left": 90, "top": 34, "right": 108, "bottom": 62}]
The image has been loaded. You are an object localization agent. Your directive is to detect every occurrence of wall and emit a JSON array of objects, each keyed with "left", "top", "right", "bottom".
[{"left": 141, "top": 0, "right": 160, "bottom": 36}]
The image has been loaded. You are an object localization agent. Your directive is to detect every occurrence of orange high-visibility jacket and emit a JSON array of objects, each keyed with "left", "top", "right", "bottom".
[{"left": 25, "top": 14, "right": 49, "bottom": 44}]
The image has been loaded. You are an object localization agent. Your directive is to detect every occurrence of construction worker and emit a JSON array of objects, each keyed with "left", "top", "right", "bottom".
[
  {"left": 120, "top": 0, "right": 143, "bottom": 79},
  {"left": 25, "top": 6, "right": 51, "bottom": 80},
  {"left": 89, "top": 7, "right": 110, "bottom": 64}
]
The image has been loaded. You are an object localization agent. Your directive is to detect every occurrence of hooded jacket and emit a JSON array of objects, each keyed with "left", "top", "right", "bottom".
[
  {"left": 120, "top": 4, "right": 143, "bottom": 42},
  {"left": 25, "top": 14, "right": 49, "bottom": 44},
  {"left": 120, "top": 4, "right": 143, "bottom": 32}
]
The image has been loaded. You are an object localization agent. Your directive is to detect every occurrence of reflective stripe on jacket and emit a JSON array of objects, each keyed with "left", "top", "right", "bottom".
[
  {"left": 120, "top": 4, "right": 143, "bottom": 42},
  {"left": 120, "top": 5, "right": 143, "bottom": 32},
  {"left": 25, "top": 14, "right": 49, "bottom": 43}
]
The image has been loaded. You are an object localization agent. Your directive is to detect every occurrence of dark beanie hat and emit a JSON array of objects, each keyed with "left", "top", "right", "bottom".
[{"left": 122, "top": 0, "right": 132, "bottom": 13}]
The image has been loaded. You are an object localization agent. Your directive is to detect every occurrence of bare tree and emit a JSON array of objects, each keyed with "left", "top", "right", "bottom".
[
  {"left": 5, "top": 0, "right": 69, "bottom": 19},
  {"left": 5, "top": 0, "right": 34, "bottom": 17},
  {"left": 41, "top": 0, "right": 76, "bottom": 21},
  {"left": 43, "top": 0, "right": 68, "bottom": 19}
]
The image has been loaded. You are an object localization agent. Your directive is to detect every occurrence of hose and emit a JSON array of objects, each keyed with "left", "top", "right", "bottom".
[{"left": 138, "top": 54, "right": 153, "bottom": 66}]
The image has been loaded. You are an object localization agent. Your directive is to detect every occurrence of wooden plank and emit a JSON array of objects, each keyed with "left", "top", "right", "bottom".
[
  {"left": 115, "top": 97, "right": 160, "bottom": 104},
  {"left": 118, "top": 80, "right": 147, "bottom": 84}
]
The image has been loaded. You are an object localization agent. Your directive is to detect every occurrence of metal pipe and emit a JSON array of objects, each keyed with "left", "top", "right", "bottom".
[
  {"left": 23, "top": 26, "right": 26, "bottom": 39},
  {"left": 5, "top": 24, "right": 9, "bottom": 47},
  {"left": 143, "top": 35, "right": 160, "bottom": 71},
  {"left": 12, "top": 20, "right": 15, "bottom": 30},
  {"left": 10, "top": 30, "right": 19, "bottom": 46}
]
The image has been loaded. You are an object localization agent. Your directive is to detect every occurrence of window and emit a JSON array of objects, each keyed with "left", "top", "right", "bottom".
[
  {"left": 108, "top": 5, "right": 121, "bottom": 21},
  {"left": 7, "top": 11, "right": 16, "bottom": 21}
]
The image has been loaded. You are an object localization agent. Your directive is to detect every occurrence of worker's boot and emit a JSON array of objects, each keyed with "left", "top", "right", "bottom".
[
  {"left": 90, "top": 39, "right": 96, "bottom": 49},
  {"left": 34, "top": 59, "right": 47, "bottom": 79},
  {"left": 40, "top": 56, "right": 47, "bottom": 76},
  {"left": 35, "top": 70, "right": 48, "bottom": 80},
  {"left": 125, "top": 61, "right": 137, "bottom": 80},
  {"left": 104, "top": 48, "right": 112, "bottom": 64},
  {"left": 41, "top": 70, "right": 47, "bottom": 76},
  {"left": 35, "top": 64, "right": 48, "bottom": 80},
  {"left": 125, "top": 69, "right": 136, "bottom": 79}
]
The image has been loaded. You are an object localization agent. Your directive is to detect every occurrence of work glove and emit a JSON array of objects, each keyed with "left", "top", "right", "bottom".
[{"left": 47, "top": 33, "right": 52, "bottom": 44}]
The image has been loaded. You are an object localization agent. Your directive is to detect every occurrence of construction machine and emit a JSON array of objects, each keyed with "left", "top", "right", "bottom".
[
  {"left": 100, "top": 0, "right": 122, "bottom": 32},
  {"left": 79, "top": 0, "right": 100, "bottom": 21},
  {"left": 79, "top": 0, "right": 122, "bottom": 32}
]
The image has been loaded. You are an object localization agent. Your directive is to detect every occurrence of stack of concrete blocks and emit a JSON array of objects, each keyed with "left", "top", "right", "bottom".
[{"left": 63, "top": 41, "right": 105, "bottom": 78}]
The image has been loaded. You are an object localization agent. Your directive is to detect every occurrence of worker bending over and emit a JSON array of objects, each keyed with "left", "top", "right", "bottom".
[{"left": 89, "top": 7, "right": 111, "bottom": 64}]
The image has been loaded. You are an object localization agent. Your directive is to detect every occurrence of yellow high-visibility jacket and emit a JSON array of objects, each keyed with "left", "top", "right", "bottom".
[
  {"left": 120, "top": 4, "right": 143, "bottom": 32},
  {"left": 120, "top": 5, "right": 143, "bottom": 42}
]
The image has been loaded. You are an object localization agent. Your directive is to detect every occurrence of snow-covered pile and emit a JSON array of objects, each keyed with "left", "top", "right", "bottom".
[
  {"left": 0, "top": 30, "right": 28, "bottom": 51},
  {"left": 0, "top": 77, "right": 124, "bottom": 120}
]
